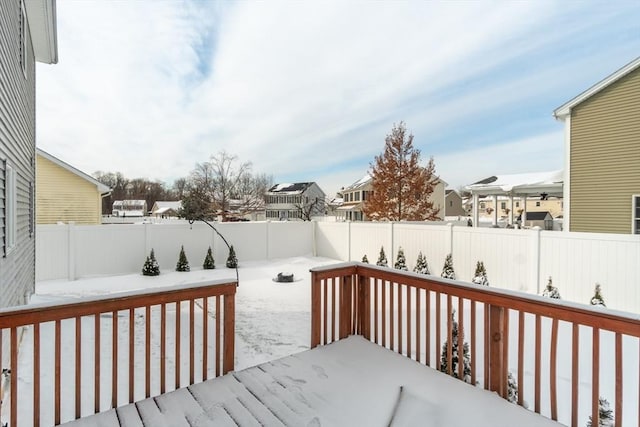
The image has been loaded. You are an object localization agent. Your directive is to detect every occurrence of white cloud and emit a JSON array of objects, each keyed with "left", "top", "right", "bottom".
[{"left": 35, "top": 0, "right": 640, "bottom": 196}]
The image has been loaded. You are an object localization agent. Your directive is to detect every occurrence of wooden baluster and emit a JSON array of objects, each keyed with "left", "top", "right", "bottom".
[
  {"left": 446, "top": 295, "right": 452, "bottom": 376},
  {"left": 592, "top": 327, "right": 600, "bottom": 427},
  {"left": 471, "top": 301, "right": 476, "bottom": 385},
  {"left": 145, "top": 305, "right": 151, "bottom": 398},
  {"left": 11, "top": 327, "right": 18, "bottom": 427},
  {"left": 56, "top": 319, "right": 62, "bottom": 423},
  {"left": 216, "top": 296, "right": 221, "bottom": 377},
  {"left": 95, "top": 314, "right": 101, "bottom": 414},
  {"left": 374, "top": 277, "right": 379, "bottom": 344},
  {"left": 416, "top": 288, "right": 421, "bottom": 363},
  {"left": 426, "top": 290, "right": 431, "bottom": 366},
  {"left": 398, "top": 283, "right": 402, "bottom": 355},
  {"left": 518, "top": 311, "right": 524, "bottom": 407},
  {"left": 406, "top": 284, "right": 411, "bottom": 358},
  {"left": 333, "top": 278, "right": 337, "bottom": 342},
  {"left": 550, "top": 318, "right": 559, "bottom": 420},
  {"left": 311, "top": 273, "right": 321, "bottom": 349},
  {"left": 458, "top": 299, "right": 464, "bottom": 380},
  {"left": 489, "top": 305, "right": 505, "bottom": 396},
  {"left": 535, "top": 314, "right": 541, "bottom": 413},
  {"left": 112, "top": 312, "right": 118, "bottom": 409},
  {"left": 615, "top": 332, "right": 622, "bottom": 427},
  {"left": 129, "top": 308, "right": 135, "bottom": 403},
  {"left": 390, "top": 281, "right": 395, "bottom": 351},
  {"left": 175, "top": 302, "right": 181, "bottom": 389},
  {"left": 34, "top": 323, "right": 40, "bottom": 426},
  {"left": 382, "top": 280, "right": 387, "bottom": 348},
  {"left": 323, "top": 279, "right": 328, "bottom": 345},
  {"left": 161, "top": 303, "right": 166, "bottom": 393},
  {"left": 571, "top": 323, "right": 579, "bottom": 427},
  {"left": 223, "top": 293, "right": 235, "bottom": 374},
  {"left": 76, "top": 315, "right": 82, "bottom": 418},
  {"left": 203, "top": 297, "right": 209, "bottom": 380},
  {"left": 483, "top": 305, "right": 489, "bottom": 390},
  {"left": 190, "top": 299, "right": 195, "bottom": 385},
  {"left": 435, "top": 292, "right": 441, "bottom": 371}
]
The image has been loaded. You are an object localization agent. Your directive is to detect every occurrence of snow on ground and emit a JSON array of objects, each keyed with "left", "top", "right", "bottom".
[
  {"left": 33, "top": 256, "right": 338, "bottom": 371},
  {"left": 7, "top": 256, "right": 338, "bottom": 425}
]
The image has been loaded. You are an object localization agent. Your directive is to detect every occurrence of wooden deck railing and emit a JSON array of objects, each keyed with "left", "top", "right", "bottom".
[
  {"left": 0, "top": 279, "right": 236, "bottom": 426},
  {"left": 311, "top": 263, "right": 640, "bottom": 427}
]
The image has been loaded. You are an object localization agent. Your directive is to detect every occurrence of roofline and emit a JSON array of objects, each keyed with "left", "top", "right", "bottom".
[
  {"left": 24, "top": 0, "right": 58, "bottom": 64},
  {"left": 553, "top": 56, "right": 640, "bottom": 119},
  {"left": 37, "top": 148, "right": 110, "bottom": 194}
]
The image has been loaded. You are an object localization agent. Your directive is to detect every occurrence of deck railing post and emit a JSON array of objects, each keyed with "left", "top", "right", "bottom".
[
  {"left": 358, "top": 273, "right": 370, "bottom": 340},
  {"left": 223, "top": 291, "right": 236, "bottom": 375},
  {"left": 311, "top": 271, "right": 321, "bottom": 348},
  {"left": 488, "top": 304, "right": 505, "bottom": 396},
  {"left": 339, "top": 275, "right": 353, "bottom": 339}
]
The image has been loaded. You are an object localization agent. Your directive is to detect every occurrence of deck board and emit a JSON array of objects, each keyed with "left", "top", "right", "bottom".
[{"left": 63, "top": 336, "right": 563, "bottom": 426}]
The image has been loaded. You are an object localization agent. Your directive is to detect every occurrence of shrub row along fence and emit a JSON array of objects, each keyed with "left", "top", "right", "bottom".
[
  {"left": 36, "top": 221, "right": 314, "bottom": 281},
  {"left": 36, "top": 221, "right": 640, "bottom": 313},
  {"left": 310, "top": 263, "right": 640, "bottom": 427},
  {"left": 315, "top": 222, "right": 640, "bottom": 314},
  {"left": 0, "top": 279, "right": 236, "bottom": 426}
]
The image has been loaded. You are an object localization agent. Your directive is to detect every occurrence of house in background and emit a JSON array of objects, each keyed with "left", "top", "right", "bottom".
[
  {"left": 336, "top": 174, "right": 447, "bottom": 221},
  {"left": 1, "top": 0, "right": 57, "bottom": 308},
  {"left": 444, "top": 189, "right": 466, "bottom": 217},
  {"left": 112, "top": 200, "right": 147, "bottom": 217},
  {"left": 554, "top": 56, "right": 640, "bottom": 234},
  {"left": 36, "top": 148, "right": 111, "bottom": 225},
  {"left": 265, "top": 182, "right": 325, "bottom": 221},
  {"left": 151, "top": 200, "right": 181, "bottom": 218},
  {"left": 337, "top": 175, "right": 372, "bottom": 221}
]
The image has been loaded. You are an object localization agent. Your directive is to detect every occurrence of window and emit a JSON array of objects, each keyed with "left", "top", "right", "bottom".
[
  {"left": 5, "top": 163, "right": 17, "bottom": 255},
  {"left": 515, "top": 202, "right": 520, "bottom": 208},
  {"left": 354, "top": 192, "right": 360, "bottom": 202},
  {"left": 501, "top": 202, "right": 506, "bottom": 210},
  {"left": 449, "top": 201, "right": 453, "bottom": 207},
  {"left": 633, "top": 195, "right": 640, "bottom": 234},
  {"left": 536, "top": 202, "right": 541, "bottom": 207},
  {"left": 480, "top": 202, "right": 485, "bottom": 209}
]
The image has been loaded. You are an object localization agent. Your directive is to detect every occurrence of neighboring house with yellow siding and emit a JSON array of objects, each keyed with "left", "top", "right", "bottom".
[
  {"left": 36, "top": 148, "right": 111, "bottom": 224},
  {"left": 554, "top": 57, "right": 640, "bottom": 234}
]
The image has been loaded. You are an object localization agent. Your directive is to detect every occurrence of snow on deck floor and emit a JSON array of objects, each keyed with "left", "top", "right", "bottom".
[{"left": 62, "top": 336, "right": 561, "bottom": 427}]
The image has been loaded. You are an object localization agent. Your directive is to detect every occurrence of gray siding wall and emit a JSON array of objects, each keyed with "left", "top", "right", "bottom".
[{"left": 0, "top": 1, "right": 37, "bottom": 308}]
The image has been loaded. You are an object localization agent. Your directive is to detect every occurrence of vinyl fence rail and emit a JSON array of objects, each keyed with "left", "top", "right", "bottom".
[{"left": 311, "top": 263, "right": 640, "bottom": 427}]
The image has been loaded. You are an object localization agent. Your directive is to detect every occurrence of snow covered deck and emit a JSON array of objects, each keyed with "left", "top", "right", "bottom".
[{"left": 62, "top": 336, "right": 560, "bottom": 426}]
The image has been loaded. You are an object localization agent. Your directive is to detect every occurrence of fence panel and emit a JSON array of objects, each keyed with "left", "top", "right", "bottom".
[
  {"left": 392, "top": 223, "right": 449, "bottom": 272},
  {"left": 539, "top": 231, "right": 640, "bottom": 313},
  {"left": 315, "top": 222, "right": 349, "bottom": 261},
  {"left": 267, "top": 221, "right": 313, "bottom": 259},
  {"left": 350, "top": 222, "right": 392, "bottom": 263}
]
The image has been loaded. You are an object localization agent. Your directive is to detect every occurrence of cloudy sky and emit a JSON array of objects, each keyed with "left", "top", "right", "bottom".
[{"left": 36, "top": 1, "right": 640, "bottom": 196}]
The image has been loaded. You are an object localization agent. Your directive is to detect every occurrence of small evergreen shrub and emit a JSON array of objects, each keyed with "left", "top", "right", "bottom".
[
  {"left": 507, "top": 372, "right": 518, "bottom": 404},
  {"left": 441, "top": 254, "right": 456, "bottom": 280},
  {"left": 394, "top": 247, "right": 408, "bottom": 271},
  {"left": 542, "top": 276, "right": 561, "bottom": 299},
  {"left": 142, "top": 249, "right": 160, "bottom": 276},
  {"left": 590, "top": 283, "right": 605, "bottom": 307},
  {"left": 203, "top": 246, "right": 215, "bottom": 270},
  {"left": 472, "top": 261, "right": 489, "bottom": 286},
  {"left": 413, "top": 251, "right": 430, "bottom": 275},
  {"left": 587, "top": 397, "right": 614, "bottom": 427},
  {"left": 175, "top": 246, "right": 190, "bottom": 272},
  {"left": 226, "top": 245, "right": 238, "bottom": 268},
  {"left": 362, "top": 254, "right": 369, "bottom": 263},
  {"left": 439, "top": 310, "right": 471, "bottom": 383},
  {"left": 376, "top": 246, "right": 388, "bottom": 267}
]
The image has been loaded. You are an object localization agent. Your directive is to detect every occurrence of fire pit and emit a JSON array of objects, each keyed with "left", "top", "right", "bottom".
[{"left": 274, "top": 272, "right": 294, "bottom": 283}]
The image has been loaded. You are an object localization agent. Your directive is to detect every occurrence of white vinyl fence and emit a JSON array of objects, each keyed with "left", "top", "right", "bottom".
[
  {"left": 315, "top": 222, "right": 640, "bottom": 314},
  {"left": 36, "top": 221, "right": 640, "bottom": 313},
  {"left": 36, "top": 221, "right": 314, "bottom": 281}
]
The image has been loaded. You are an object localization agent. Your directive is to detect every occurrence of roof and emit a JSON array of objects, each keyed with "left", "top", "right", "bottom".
[
  {"left": 36, "top": 148, "right": 110, "bottom": 194},
  {"left": 152, "top": 201, "right": 182, "bottom": 211},
  {"left": 553, "top": 56, "right": 640, "bottom": 119},
  {"left": 113, "top": 200, "right": 146, "bottom": 207},
  {"left": 24, "top": 0, "right": 58, "bottom": 64},
  {"left": 343, "top": 175, "right": 372, "bottom": 191},
  {"left": 466, "top": 170, "right": 563, "bottom": 197},
  {"left": 267, "top": 182, "right": 314, "bottom": 194},
  {"left": 518, "top": 211, "right": 552, "bottom": 221}
]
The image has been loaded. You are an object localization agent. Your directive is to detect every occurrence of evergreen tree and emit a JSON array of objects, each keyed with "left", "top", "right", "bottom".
[
  {"left": 362, "top": 122, "right": 440, "bottom": 221},
  {"left": 142, "top": 249, "right": 160, "bottom": 276},
  {"left": 439, "top": 310, "right": 471, "bottom": 383},
  {"left": 542, "top": 276, "right": 561, "bottom": 299},
  {"left": 413, "top": 251, "right": 430, "bottom": 275},
  {"left": 507, "top": 371, "right": 518, "bottom": 404},
  {"left": 362, "top": 254, "right": 369, "bottom": 263},
  {"left": 587, "top": 397, "right": 614, "bottom": 427},
  {"left": 175, "top": 246, "right": 190, "bottom": 272},
  {"left": 472, "top": 261, "right": 489, "bottom": 286},
  {"left": 226, "top": 245, "right": 238, "bottom": 268},
  {"left": 394, "top": 247, "right": 408, "bottom": 271},
  {"left": 376, "top": 246, "right": 388, "bottom": 267},
  {"left": 441, "top": 254, "right": 456, "bottom": 280},
  {"left": 203, "top": 246, "right": 215, "bottom": 270},
  {"left": 590, "top": 283, "right": 606, "bottom": 307}
]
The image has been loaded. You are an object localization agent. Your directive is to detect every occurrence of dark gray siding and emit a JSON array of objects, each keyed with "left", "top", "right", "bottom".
[{"left": 0, "top": 1, "right": 37, "bottom": 308}]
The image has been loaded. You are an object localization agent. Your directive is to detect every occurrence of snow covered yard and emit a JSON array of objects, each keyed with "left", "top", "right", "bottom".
[{"left": 7, "top": 256, "right": 338, "bottom": 425}]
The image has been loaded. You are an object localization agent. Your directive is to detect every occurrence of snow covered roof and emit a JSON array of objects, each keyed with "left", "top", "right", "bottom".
[
  {"left": 152, "top": 201, "right": 182, "bottom": 211},
  {"left": 37, "top": 148, "right": 110, "bottom": 194},
  {"left": 466, "top": 170, "right": 563, "bottom": 197},
  {"left": 267, "top": 182, "right": 314, "bottom": 194},
  {"left": 554, "top": 56, "right": 640, "bottom": 119},
  {"left": 343, "top": 174, "right": 372, "bottom": 191}
]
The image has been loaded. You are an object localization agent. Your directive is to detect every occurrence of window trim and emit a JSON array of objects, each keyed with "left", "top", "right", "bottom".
[
  {"left": 633, "top": 195, "right": 640, "bottom": 234},
  {"left": 5, "top": 163, "right": 17, "bottom": 255}
]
